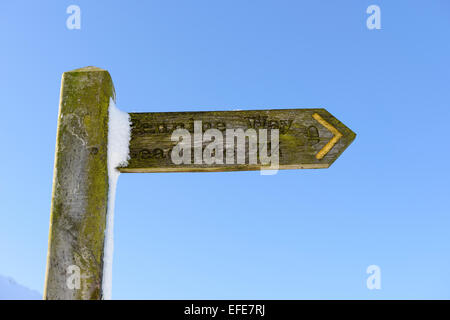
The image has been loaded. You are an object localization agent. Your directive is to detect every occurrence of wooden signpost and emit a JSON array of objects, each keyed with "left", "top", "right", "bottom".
[
  {"left": 44, "top": 66, "right": 356, "bottom": 300},
  {"left": 123, "top": 109, "right": 354, "bottom": 173}
]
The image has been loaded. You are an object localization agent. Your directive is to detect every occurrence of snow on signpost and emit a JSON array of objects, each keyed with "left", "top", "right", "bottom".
[{"left": 44, "top": 66, "right": 355, "bottom": 300}]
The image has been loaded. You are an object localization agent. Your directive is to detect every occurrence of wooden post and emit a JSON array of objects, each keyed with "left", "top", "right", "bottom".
[
  {"left": 44, "top": 66, "right": 115, "bottom": 300},
  {"left": 44, "top": 66, "right": 356, "bottom": 300}
]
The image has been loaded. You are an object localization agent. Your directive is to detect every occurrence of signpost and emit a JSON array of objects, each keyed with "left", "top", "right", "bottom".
[
  {"left": 44, "top": 66, "right": 356, "bottom": 300},
  {"left": 123, "top": 109, "right": 355, "bottom": 173}
]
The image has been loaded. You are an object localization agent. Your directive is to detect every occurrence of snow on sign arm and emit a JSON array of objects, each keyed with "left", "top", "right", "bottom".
[{"left": 44, "top": 66, "right": 356, "bottom": 300}]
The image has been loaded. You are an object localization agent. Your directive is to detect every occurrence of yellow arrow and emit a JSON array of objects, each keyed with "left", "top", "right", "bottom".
[{"left": 312, "top": 113, "right": 343, "bottom": 160}]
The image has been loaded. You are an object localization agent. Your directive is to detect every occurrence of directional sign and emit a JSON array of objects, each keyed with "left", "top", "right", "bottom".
[
  {"left": 120, "top": 109, "right": 356, "bottom": 173},
  {"left": 45, "top": 67, "right": 357, "bottom": 300}
]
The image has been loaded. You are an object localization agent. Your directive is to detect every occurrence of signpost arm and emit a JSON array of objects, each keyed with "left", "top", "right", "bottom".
[{"left": 44, "top": 66, "right": 115, "bottom": 300}]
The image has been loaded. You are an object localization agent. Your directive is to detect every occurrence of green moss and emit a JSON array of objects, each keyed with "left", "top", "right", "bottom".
[{"left": 45, "top": 67, "right": 114, "bottom": 300}]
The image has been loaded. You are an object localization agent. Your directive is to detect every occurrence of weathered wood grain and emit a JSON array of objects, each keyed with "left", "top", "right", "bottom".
[
  {"left": 45, "top": 65, "right": 356, "bottom": 300},
  {"left": 44, "top": 66, "right": 114, "bottom": 300},
  {"left": 120, "top": 109, "right": 356, "bottom": 173}
]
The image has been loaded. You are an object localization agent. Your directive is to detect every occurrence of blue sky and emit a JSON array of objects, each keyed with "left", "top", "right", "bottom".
[{"left": 0, "top": 0, "right": 449, "bottom": 299}]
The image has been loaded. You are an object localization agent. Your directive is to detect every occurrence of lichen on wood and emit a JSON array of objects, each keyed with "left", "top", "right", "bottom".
[{"left": 44, "top": 66, "right": 115, "bottom": 300}]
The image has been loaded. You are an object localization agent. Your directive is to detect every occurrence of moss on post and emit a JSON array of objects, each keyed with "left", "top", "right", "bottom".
[{"left": 44, "top": 66, "right": 114, "bottom": 300}]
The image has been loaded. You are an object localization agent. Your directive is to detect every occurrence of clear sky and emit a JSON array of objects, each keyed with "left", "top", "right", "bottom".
[{"left": 1, "top": 0, "right": 449, "bottom": 299}]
